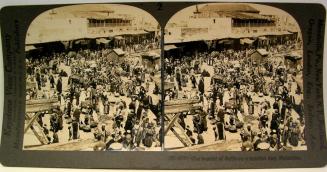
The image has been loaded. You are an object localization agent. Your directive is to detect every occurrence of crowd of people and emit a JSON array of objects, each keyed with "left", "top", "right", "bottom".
[
  {"left": 24, "top": 36, "right": 306, "bottom": 152},
  {"left": 164, "top": 39, "right": 306, "bottom": 151},
  {"left": 25, "top": 42, "right": 162, "bottom": 151}
]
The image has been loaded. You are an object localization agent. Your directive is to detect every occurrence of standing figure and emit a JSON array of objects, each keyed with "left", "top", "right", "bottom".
[{"left": 198, "top": 76, "right": 205, "bottom": 101}]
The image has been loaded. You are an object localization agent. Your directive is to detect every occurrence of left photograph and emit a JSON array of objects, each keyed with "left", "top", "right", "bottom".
[{"left": 24, "top": 4, "right": 162, "bottom": 151}]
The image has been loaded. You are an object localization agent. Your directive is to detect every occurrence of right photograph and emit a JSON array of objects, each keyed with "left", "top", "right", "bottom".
[{"left": 163, "top": 3, "right": 305, "bottom": 151}]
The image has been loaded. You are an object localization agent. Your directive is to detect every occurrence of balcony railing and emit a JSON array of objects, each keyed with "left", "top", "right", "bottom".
[
  {"left": 231, "top": 26, "right": 280, "bottom": 35},
  {"left": 232, "top": 22, "right": 276, "bottom": 27},
  {"left": 88, "top": 23, "right": 132, "bottom": 28}
]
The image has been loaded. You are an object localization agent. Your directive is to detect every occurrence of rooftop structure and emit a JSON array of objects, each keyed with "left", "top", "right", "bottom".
[
  {"left": 165, "top": 4, "right": 298, "bottom": 44},
  {"left": 197, "top": 4, "right": 260, "bottom": 14},
  {"left": 26, "top": 5, "right": 158, "bottom": 45}
]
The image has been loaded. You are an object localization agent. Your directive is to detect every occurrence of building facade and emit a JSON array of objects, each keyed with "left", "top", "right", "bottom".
[
  {"left": 165, "top": 4, "right": 300, "bottom": 47},
  {"left": 26, "top": 7, "right": 160, "bottom": 53}
]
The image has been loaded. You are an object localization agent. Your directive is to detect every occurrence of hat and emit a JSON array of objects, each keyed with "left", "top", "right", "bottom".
[
  {"left": 131, "top": 95, "right": 137, "bottom": 99},
  {"left": 125, "top": 133, "right": 132, "bottom": 140},
  {"left": 113, "top": 132, "right": 122, "bottom": 140},
  {"left": 124, "top": 130, "right": 132, "bottom": 136},
  {"left": 226, "top": 109, "right": 232, "bottom": 114},
  {"left": 148, "top": 122, "right": 154, "bottom": 127},
  {"left": 272, "top": 134, "right": 278, "bottom": 139},
  {"left": 252, "top": 131, "right": 258, "bottom": 136}
]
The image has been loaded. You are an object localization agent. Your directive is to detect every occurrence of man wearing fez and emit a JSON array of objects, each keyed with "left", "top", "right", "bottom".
[
  {"left": 215, "top": 109, "right": 225, "bottom": 141},
  {"left": 273, "top": 97, "right": 280, "bottom": 113},
  {"left": 72, "top": 107, "right": 81, "bottom": 123},
  {"left": 114, "top": 110, "right": 124, "bottom": 129},
  {"left": 143, "top": 122, "right": 156, "bottom": 148},
  {"left": 49, "top": 74, "right": 55, "bottom": 88},
  {"left": 75, "top": 88, "right": 80, "bottom": 106},
  {"left": 52, "top": 131, "right": 59, "bottom": 144},
  {"left": 198, "top": 75, "right": 205, "bottom": 101},
  {"left": 129, "top": 96, "right": 137, "bottom": 112},
  {"left": 191, "top": 74, "right": 197, "bottom": 88},
  {"left": 241, "top": 135, "right": 253, "bottom": 151},
  {"left": 103, "top": 98, "right": 110, "bottom": 115},
  {"left": 139, "top": 86, "right": 146, "bottom": 101},
  {"left": 217, "top": 87, "right": 224, "bottom": 106},
  {"left": 271, "top": 109, "right": 280, "bottom": 129},
  {"left": 208, "top": 97, "right": 216, "bottom": 118},
  {"left": 136, "top": 100, "right": 144, "bottom": 121},
  {"left": 176, "top": 68, "right": 182, "bottom": 90},
  {"left": 193, "top": 109, "right": 207, "bottom": 134},
  {"left": 56, "top": 77, "right": 62, "bottom": 95},
  {"left": 54, "top": 106, "right": 63, "bottom": 131},
  {"left": 50, "top": 113, "right": 58, "bottom": 133},
  {"left": 133, "top": 120, "right": 142, "bottom": 147},
  {"left": 36, "top": 69, "right": 41, "bottom": 90},
  {"left": 106, "top": 131, "right": 123, "bottom": 150},
  {"left": 71, "top": 117, "right": 79, "bottom": 140},
  {"left": 124, "top": 110, "right": 136, "bottom": 131},
  {"left": 248, "top": 98, "right": 254, "bottom": 116},
  {"left": 122, "top": 130, "right": 135, "bottom": 151},
  {"left": 64, "top": 97, "right": 72, "bottom": 119},
  {"left": 259, "top": 106, "right": 269, "bottom": 129}
]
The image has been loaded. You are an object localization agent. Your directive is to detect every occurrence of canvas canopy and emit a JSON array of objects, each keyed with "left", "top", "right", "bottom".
[
  {"left": 96, "top": 38, "right": 111, "bottom": 44},
  {"left": 25, "top": 45, "right": 37, "bottom": 51},
  {"left": 164, "top": 44, "right": 178, "bottom": 51},
  {"left": 285, "top": 51, "right": 302, "bottom": 61},
  {"left": 113, "top": 48, "right": 125, "bottom": 56},
  {"left": 240, "top": 38, "right": 255, "bottom": 44},
  {"left": 255, "top": 49, "right": 269, "bottom": 56}
]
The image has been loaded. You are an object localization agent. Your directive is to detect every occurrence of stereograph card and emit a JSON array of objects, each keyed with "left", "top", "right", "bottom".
[{"left": 0, "top": 1, "right": 326, "bottom": 169}]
